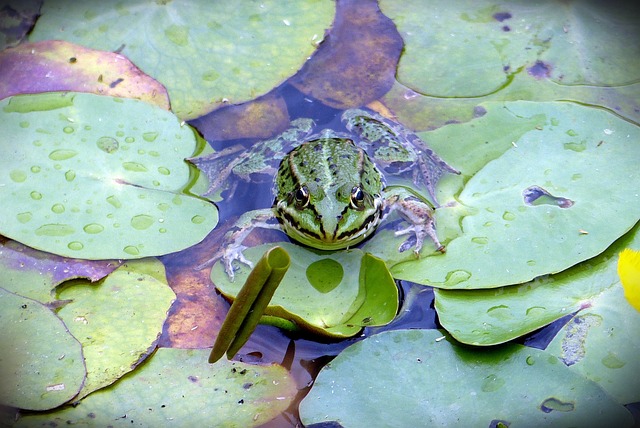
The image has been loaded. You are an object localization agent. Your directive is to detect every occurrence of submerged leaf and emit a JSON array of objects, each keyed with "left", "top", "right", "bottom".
[
  {"left": 0, "top": 92, "right": 218, "bottom": 260},
  {"left": 290, "top": 0, "right": 403, "bottom": 109}
]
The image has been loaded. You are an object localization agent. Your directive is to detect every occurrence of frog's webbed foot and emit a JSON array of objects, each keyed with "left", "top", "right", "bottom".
[
  {"left": 395, "top": 222, "right": 445, "bottom": 256},
  {"left": 195, "top": 209, "right": 280, "bottom": 281},
  {"left": 196, "top": 244, "right": 254, "bottom": 281},
  {"left": 188, "top": 145, "right": 247, "bottom": 196},
  {"left": 410, "top": 140, "right": 460, "bottom": 206},
  {"left": 384, "top": 190, "right": 446, "bottom": 256}
]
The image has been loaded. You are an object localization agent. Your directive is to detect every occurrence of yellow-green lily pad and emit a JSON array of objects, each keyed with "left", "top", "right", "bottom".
[
  {"left": 300, "top": 329, "right": 634, "bottom": 427},
  {"left": 0, "top": 287, "right": 85, "bottom": 411},
  {"left": 212, "top": 243, "right": 398, "bottom": 338},
  {"left": 56, "top": 259, "right": 175, "bottom": 400},
  {"left": 14, "top": 348, "right": 296, "bottom": 427},
  {"left": 0, "top": 92, "right": 218, "bottom": 260},
  {"left": 29, "top": 0, "right": 335, "bottom": 119}
]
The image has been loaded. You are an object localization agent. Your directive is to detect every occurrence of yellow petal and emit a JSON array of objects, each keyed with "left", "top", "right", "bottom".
[{"left": 618, "top": 248, "right": 640, "bottom": 312}]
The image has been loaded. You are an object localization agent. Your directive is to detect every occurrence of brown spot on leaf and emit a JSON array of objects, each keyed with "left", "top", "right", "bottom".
[{"left": 527, "top": 60, "right": 552, "bottom": 79}]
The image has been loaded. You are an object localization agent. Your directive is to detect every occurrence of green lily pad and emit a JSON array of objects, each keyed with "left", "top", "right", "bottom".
[
  {"left": 299, "top": 329, "right": 634, "bottom": 427},
  {"left": 14, "top": 348, "right": 296, "bottom": 427},
  {"left": 212, "top": 243, "right": 398, "bottom": 338},
  {"left": 380, "top": 0, "right": 640, "bottom": 97},
  {"left": 0, "top": 40, "right": 170, "bottom": 109},
  {"left": 56, "top": 259, "right": 175, "bottom": 400},
  {"left": 380, "top": 101, "right": 640, "bottom": 288},
  {"left": 29, "top": 0, "right": 335, "bottom": 119},
  {"left": 434, "top": 223, "right": 640, "bottom": 345},
  {"left": 0, "top": 287, "right": 85, "bottom": 411},
  {"left": 0, "top": 92, "right": 218, "bottom": 260}
]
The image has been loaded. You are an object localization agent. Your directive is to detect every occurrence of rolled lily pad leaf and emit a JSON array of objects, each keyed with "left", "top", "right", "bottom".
[
  {"left": 0, "top": 0, "right": 40, "bottom": 49},
  {"left": 0, "top": 92, "right": 218, "bottom": 260},
  {"left": 290, "top": 0, "right": 403, "bottom": 109},
  {"left": 434, "top": 223, "right": 640, "bottom": 346},
  {"left": 0, "top": 239, "right": 120, "bottom": 303},
  {"left": 379, "top": 0, "right": 640, "bottom": 97},
  {"left": 14, "top": 348, "right": 296, "bottom": 427},
  {"left": 210, "top": 246, "right": 290, "bottom": 363},
  {"left": 0, "top": 40, "right": 170, "bottom": 109},
  {"left": 212, "top": 243, "right": 398, "bottom": 338},
  {"left": 299, "top": 329, "right": 634, "bottom": 427},
  {"left": 56, "top": 259, "right": 175, "bottom": 400},
  {"left": 387, "top": 101, "right": 640, "bottom": 289},
  {"left": 0, "top": 287, "right": 85, "bottom": 411},
  {"left": 29, "top": 0, "right": 335, "bottom": 119}
]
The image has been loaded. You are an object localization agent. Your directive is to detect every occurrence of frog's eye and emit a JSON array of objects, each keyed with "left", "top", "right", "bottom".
[
  {"left": 294, "top": 185, "right": 310, "bottom": 209},
  {"left": 350, "top": 186, "right": 366, "bottom": 210}
]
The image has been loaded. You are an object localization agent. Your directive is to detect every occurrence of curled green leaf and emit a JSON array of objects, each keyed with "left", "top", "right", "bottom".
[{"left": 210, "top": 246, "right": 290, "bottom": 363}]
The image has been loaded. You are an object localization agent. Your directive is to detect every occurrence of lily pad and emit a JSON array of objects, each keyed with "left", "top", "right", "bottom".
[
  {"left": 212, "top": 243, "right": 398, "bottom": 338},
  {"left": 29, "top": 0, "right": 335, "bottom": 119},
  {"left": 380, "top": 0, "right": 640, "bottom": 97},
  {"left": 14, "top": 348, "right": 296, "bottom": 427},
  {"left": 56, "top": 259, "right": 175, "bottom": 400},
  {"left": 546, "top": 250, "right": 640, "bottom": 404},
  {"left": 0, "top": 239, "right": 119, "bottom": 303},
  {"left": 0, "top": 287, "right": 85, "bottom": 411},
  {"left": 299, "top": 329, "right": 634, "bottom": 427},
  {"left": 434, "top": 223, "right": 640, "bottom": 345},
  {"left": 0, "top": 92, "right": 218, "bottom": 260},
  {"left": 0, "top": 40, "right": 170, "bottom": 109},
  {"left": 382, "top": 101, "right": 640, "bottom": 288}
]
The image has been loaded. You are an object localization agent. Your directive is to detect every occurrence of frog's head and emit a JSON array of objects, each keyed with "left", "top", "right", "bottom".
[{"left": 273, "top": 137, "right": 384, "bottom": 250}]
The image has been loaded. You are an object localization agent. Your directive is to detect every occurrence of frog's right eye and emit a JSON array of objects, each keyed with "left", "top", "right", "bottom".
[{"left": 294, "top": 185, "right": 310, "bottom": 209}]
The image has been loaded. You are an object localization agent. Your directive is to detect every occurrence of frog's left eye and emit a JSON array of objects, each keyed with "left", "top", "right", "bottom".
[
  {"left": 350, "top": 186, "right": 366, "bottom": 210},
  {"left": 294, "top": 185, "right": 310, "bottom": 209}
]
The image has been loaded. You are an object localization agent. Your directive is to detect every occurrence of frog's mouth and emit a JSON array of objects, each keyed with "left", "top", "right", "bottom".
[{"left": 276, "top": 206, "right": 382, "bottom": 251}]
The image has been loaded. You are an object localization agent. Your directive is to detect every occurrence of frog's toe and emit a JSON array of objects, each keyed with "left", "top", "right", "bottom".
[{"left": 222, "top": 245, "right": 254, "bottom": 281}]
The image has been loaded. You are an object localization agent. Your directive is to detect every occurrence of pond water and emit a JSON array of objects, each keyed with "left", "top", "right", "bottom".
[{"left": 3, "top": 0, "right": 639, "bottom": 426}]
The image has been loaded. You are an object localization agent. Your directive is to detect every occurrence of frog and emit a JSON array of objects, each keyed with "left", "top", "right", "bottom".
[{"left": 190, "top": 108, "right": 459, "bottom": 280}]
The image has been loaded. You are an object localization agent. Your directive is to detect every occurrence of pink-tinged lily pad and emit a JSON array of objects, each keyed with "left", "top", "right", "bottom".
[
  {"left": 0, "top": 239, "right": 120, "bottom": 304},
  {"left": 0, "top": 40, "right": 170, "bottom": 109}
]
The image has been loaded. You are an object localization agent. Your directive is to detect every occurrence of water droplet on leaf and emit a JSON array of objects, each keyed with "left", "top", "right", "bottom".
[{"left": 96, "top": 136, "right": 119, "bottom": 153}]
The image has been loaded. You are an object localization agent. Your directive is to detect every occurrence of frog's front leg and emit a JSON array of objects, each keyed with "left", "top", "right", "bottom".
[
  {"left": 196, "top": 208, "right": 281, "bottom": 280},
  {"left": 383, "top": 187, "right": 445, "bottom": 255}
]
